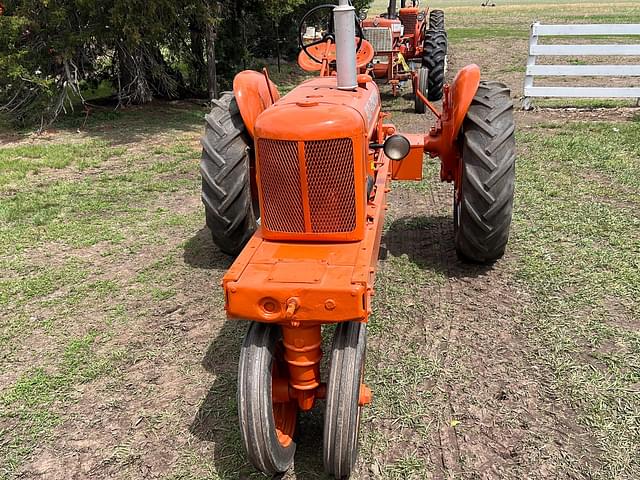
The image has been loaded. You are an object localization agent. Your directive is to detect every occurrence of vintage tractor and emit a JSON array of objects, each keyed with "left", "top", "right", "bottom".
[
  {"left": 199, "top": 0, "right": 515, "bottom": 477},
  {"left": 359, "top": 0, "right": 448, "bottom": 112}
]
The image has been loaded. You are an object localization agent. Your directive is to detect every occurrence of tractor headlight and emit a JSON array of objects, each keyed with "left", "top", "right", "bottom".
[
  {"left": 417, "top": 13, "right": 425, "bottom": 21},
  {"left": 358, "top": 10, "right": 368, "bottom": 21},
  {"left": 383, "top": 134, "right": 411, "bottom": 161}
]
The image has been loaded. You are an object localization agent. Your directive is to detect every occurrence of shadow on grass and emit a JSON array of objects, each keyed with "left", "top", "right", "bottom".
[
  {"left": 185, "top": 224, "right": 250, "bottom": 476},
  {"left": 189, "top": 317, "right": 251, "bottom": 477},
  {"left": 384, "top": 215, "right": 494, "bottom": 279},
  {"left": 182, "top": 227, "right": 234, "bottom": 271},
  {"left": 50, "top": 100, "right": 207, "bottom": 147}
]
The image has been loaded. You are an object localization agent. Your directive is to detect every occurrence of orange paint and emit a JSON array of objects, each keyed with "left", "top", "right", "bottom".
[
  {"left": 271, "top": 357, "right": 297, "bottom": 446},
  {"left": 282, "top": 324, "right": 322, "bottom": 410},
  {"left": 233, "top": 70, "right": 280, "bottom": 138},
  {"left": 298, "top": 38, "right": 374, "bottom": 74},
  {"left": 423, "top": 64, "right": 481, "bottom": 184},
  {"left": 391, "top": 133, "right": 425, "bottom": 180},
  {"left": 226, "top": 60, "right": 481, "bottom": 416},
  {"left": 252, "top": 76, "right": 380, "bottom": 243},
  {"left": 361, "top": 6, "right": 429, "bottom": 84}
]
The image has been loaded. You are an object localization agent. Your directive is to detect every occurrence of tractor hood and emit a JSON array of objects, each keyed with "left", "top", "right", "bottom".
[{"left": 254, "top": 76, "right": 380, "bottom": 141}]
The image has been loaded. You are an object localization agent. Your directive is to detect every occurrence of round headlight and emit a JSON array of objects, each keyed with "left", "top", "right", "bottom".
[
  {"left": 358, "top": 10, "right": 368, "bottom": 21},
  {"left": 417, "top": 13, "right": 425, "bottom": 21},
  {"left": 383, "top": 134, "right": 411, "bottom": 161}
]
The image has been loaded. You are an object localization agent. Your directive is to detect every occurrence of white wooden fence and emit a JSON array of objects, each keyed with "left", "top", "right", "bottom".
[{"left": 523, "top": 22, "right": 640, "bottom": 110}]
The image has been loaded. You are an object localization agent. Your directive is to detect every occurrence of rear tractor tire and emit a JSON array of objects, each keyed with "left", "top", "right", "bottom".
[
  {"left": 455, "top": 81, "right": 516, "bottom": 263},
  {"left": 414, "top": 67, "right": 429, "bottom": 114},
  {"left": 238, "top": 322, "right": 298, "bottom": 475},
  {"left": 429, "top": 9, "right": 445, "bottom": 30},
  {"left": 200, "top": 92, "right": 257, "bottom": 256},
  {"left": 422, "top": 29, "right": 447, "bottom": 101}
]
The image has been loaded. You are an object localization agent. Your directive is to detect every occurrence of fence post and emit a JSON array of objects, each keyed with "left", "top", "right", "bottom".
[{"left": 522, "top": 21, "right": 539, "bottom": 111}]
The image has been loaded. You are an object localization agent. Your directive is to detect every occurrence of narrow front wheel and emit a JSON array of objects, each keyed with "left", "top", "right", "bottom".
[
  {"left": 414, "top": 67, "right": 429, "bottom": 114},
  {"left": 238, "top": 322, "right": 298, "bottom": 475},
  {"left": 323, "top": 321, "right": 367, "bottom": 479}
]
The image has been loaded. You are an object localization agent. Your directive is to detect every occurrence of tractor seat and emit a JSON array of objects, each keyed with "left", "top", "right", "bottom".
[{"left": 298, "top": 39, "right": 375, "bottom": 73}]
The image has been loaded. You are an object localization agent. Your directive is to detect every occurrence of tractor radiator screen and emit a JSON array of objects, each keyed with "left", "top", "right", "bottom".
[
  {"left": 257, "top": 139, "right": 305, "bottom": 233},
  {"left": 256, "top": 138, "right": 356, "bottom": 235},
  {"left": 305, "top": 139, "right": 356, "bottom": 233},
  {"left": 363, "top": 27, "right": 393, "bottom": 52},
  {"left": 399, "top": 12, "right": 417, "bottom": 34}
]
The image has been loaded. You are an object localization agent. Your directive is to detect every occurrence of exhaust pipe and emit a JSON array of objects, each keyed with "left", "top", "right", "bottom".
[
  {"left": 387, "top": 0, "right": 398, "bottom": 19},
  {"left": 334, "top": 0, "right": 357, "bottom": 90}
]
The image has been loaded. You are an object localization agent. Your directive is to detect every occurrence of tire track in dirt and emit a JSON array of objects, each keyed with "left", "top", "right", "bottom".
[{"left": 381, "top": 161, "right": 603, "bottom": 479}]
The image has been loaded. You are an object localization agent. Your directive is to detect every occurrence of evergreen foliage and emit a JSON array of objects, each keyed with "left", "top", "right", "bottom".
[{"left": 0, "top": 0, "right": 371, "bottom": 127}]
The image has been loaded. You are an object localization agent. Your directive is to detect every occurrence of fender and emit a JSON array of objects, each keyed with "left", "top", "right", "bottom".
[
  {"left": 448, "top": 63, "right": 481, "bottom": 141},
  {"left": 233, "top": 70, "right": 280, "bottom": 138},
  {"left": 424, "top": 64, "right": 481, "bottom": 184}
]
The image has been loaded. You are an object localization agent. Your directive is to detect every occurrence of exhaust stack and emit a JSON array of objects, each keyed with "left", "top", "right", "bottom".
[
  {"left": 387, "top": 0, "right": 398, "bottom": 19},
  {"left": 334, "top": 0, "right": 357, "bottom": 90}
]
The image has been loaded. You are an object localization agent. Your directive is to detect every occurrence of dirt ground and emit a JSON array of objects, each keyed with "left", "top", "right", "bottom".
[{"left": 2, "top": 2, "right": 639, "bottom": 480}]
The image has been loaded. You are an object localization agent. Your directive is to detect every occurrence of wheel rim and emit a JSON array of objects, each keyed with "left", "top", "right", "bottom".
[
  {"left": 272, "top": 346, "right": 297, "bottom": 448},
  {"left": 454, "top": 189, "right": 461, "bottom": 231}
]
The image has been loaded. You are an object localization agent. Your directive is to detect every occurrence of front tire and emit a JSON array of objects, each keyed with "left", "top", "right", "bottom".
[
  {"left": 422, "top": 30, "right": 447, "bottom": 101},
  {"left": 238, "top": 322, "right": 298, "bottom": 475},
  {"left": 200, "top": 92, "right": 257, "bottom": 256},
  {"left": 323, "top": 322, "right": 367, "bottom": 479},
  {"left": 414, "top": 67, "right": 429, "bottom": 114},
  {"left": 455, "top": 81, "right": 516, "bottom": 263}
]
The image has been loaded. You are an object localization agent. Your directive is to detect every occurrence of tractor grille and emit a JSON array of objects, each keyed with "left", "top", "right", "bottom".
[
  {"left": 363, "top": 27, "right": 393, "bottom": 52},
  {"left": 257, "top": 139, "right": 305, "bottom": 233},
  {"left": 305, "top": 139, "right": 356, "bottom": 233},
  {"left": 256, "top": 138, "right": 356, "bottom": 235},
  {"left": 400, "top": 11, "right": 417, "bottom": 34}
]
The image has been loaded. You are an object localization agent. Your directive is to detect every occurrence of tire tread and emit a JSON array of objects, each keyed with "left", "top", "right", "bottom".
[
  {"left": 455, "top": 81, "right": 516, "bottom": 263},
  {"left": 422, "top": 29, "right": 447, "bottom": 101},
  {"left": 200, "top": 92, "right": 256, "bottom": 256},
  {"left": 238, "top": 323, "right": 296, "bottom": 474},
  {"left": 323, "top": 322, "right": 367, "bottom": 479}
]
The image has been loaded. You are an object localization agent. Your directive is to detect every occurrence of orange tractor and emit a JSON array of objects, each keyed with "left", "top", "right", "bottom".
[
  {"left": 359, "top": 0, "right": 448, "bottom": 112},
  {"left": 200, "top": 0, "right": 515, "bottom": 477}
]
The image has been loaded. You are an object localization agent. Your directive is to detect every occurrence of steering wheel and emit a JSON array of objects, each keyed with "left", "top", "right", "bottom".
[{"left": 298, "top": 3, "right": 365, "bottom": 64}]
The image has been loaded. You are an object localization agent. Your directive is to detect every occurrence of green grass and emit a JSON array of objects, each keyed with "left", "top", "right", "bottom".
[
  {"left": 0, "top": 102, "right": 207, "bottom": 478},
  {"left": 0, "top": 332, "right": 118, "bottom": 474},
  {"left": 0, "top": 261, "right": 89, "bottom": 308},
  {"left": 0, "top": 141, "right": 126, "bottom": 187},
  {"left": 447, "top": 26, "right": 527, "bottom": 41},
  {"left": 513, "top": 120, "right": 640, "bottom": 478},
  {"left": 369, "top": 0, "right": 638, "bottom": 10},
  {"left": 534, "top": 98, "right": 640, "bottom": 109},
  {"left": 0, "top": 157, "right": 197, "bottom": 255}
]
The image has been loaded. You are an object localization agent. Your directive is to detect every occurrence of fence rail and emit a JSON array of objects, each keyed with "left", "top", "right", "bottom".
[{"left": 523, "top": 22, "right": 640, "bottom": 109}]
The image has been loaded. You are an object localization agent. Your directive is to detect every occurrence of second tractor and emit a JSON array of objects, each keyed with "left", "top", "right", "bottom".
[{"left": 360, "top": 0, "right": 448, "bottom": 112}]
